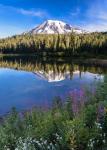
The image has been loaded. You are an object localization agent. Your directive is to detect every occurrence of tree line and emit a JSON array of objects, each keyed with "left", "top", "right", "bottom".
[{"left": 0, "top": 32, "right": 107, "bottom": 56}]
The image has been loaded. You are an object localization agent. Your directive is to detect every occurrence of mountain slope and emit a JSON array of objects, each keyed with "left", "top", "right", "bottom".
[{"left": 28, "top": 20, "right": 86, "bottom": 34}]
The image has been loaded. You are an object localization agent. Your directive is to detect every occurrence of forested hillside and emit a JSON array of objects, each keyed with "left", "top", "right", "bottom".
[{"left": 0, "top": 32, "right": 107, "bottom": 56}]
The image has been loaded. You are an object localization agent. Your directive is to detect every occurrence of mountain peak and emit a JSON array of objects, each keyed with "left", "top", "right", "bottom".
[
  {"left": 28, "top": 20, "right": 86, "bottom": 34},
  {"left": 46, "top": 20, "right": 66, "bottom": 24}
]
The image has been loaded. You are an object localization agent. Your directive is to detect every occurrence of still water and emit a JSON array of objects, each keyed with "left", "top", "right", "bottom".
[{"left": 0, "top": 56, "right": 105, "bottom": 114}]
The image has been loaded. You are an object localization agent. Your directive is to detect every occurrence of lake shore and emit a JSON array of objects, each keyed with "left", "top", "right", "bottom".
[{"left": 78, "top": 58, "right": 107, "bottom": 66}]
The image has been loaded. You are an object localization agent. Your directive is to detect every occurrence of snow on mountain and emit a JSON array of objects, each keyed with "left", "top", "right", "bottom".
[
  {"left": 34, "top": 70, "right": 81, "bottom": 82},
  {"left": 28, "top": 20, "right": 86, "bottom": 34},
  {"left": 34, "top": 70, "right": 103, "bottom": 83}
]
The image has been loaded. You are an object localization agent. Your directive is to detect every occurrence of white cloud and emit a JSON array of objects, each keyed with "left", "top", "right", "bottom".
[
  {"left": 0, "top": 4, "right": 48, "bottom": 18},
  {"left": 83, "top": 0, "right": 107, "bottom": 31},
  {"left": 67, "top": 0, "right": 107, "bottom": 32},
  {"left": 17, "top": 9, "right": 48, "bottom": 18},
  {"left": 86, "top": 2, "right": 107, "bottom": 21},
  {"left": 83, "top": 23, "right": 107, "bottom": 32}
]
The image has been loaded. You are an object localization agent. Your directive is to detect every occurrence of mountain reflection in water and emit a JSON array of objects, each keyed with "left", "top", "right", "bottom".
[{"left": 0, "top": 56, "right": 105, "bottom": 115}]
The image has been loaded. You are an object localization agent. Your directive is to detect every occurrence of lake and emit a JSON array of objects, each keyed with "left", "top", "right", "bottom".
[{"left": 0, "top": 56, "right": 105, "bottom": 115}]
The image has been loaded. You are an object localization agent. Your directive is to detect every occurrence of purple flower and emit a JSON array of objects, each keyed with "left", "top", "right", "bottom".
[
  {"left": 69, "top": 88, "right": 86, "bottom": 115},
  {"left": 97, "top": 104, "right": 104, "bottom": 122}
]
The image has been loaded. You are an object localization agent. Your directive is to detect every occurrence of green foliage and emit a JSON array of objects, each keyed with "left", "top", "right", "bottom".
[
  {"left": 0, "top": 32, "right": 107, "bottom": 56},
  {"left": 1, "top": 76, "right": 107, "bottom": 149}
]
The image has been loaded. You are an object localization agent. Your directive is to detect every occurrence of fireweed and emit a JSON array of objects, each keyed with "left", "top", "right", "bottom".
[{"left": 0, "top": 79, "right": 107, "bottom": 150}]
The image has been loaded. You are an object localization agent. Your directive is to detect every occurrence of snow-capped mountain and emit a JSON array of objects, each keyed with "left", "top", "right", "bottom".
[
  {"left": 34, "top": 70, "right": 81, "bottom": 82},
  {"left": 34, "top": 70, "right": 102, "bottom": 83},
  {"left": 28, "top": 20, "right": 86, "bottom": 34}
]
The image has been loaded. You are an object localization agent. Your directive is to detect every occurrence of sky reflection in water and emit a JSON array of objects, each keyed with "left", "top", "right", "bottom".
[{"left": 0, "top": 68, "right": 103, "bottom": 115}]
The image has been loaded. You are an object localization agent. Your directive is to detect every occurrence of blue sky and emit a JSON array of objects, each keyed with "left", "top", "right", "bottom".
[{"left": 0, "top": 0, "right": 107, "bottom": 38}]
